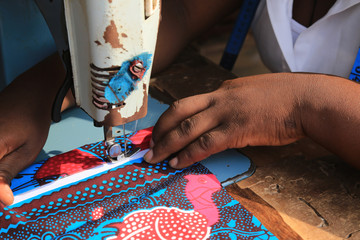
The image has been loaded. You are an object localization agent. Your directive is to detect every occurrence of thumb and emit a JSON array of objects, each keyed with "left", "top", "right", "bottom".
[
  {"left": 0, "top": 177, "right": 14, "bottom": 206},
  {"left": 0, "top": 144, "right": 37, "bottom": 206},
  {"left": 0, "top": 143, "right": 15, "bottom": 206}
]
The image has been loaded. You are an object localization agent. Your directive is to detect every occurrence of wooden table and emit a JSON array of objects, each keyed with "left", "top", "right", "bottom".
[{"left": 150, "top": 48, "right": 360, "bottom": 240}]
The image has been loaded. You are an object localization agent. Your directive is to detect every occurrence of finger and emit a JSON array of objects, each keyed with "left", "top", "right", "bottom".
[
  {"left": 0, "top": 178, "right": 14, "bottom": 206},
  {"left": 152, "top": 93, "right": 215, "bottom": 143},
  {"left": 0, "top": 145, "right": 38, "bottom": 206},
  {"left": 145, "top": 107, "right": 220, "bottom": 163},
  {"left": 169, "top": 126, "right": 230, "bottom": 169},
  {"left": 0, "top": 135, "right": 20, "bottom": 206}
]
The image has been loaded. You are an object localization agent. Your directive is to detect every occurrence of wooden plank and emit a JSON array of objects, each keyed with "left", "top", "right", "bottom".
[{"left": 226, "top": 184, "right": 303, "bottom": 240}]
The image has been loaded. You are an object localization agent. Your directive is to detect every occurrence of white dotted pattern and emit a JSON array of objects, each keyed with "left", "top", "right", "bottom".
[{"left": 114, "top": 207, "right": 211, "bottom": 240}]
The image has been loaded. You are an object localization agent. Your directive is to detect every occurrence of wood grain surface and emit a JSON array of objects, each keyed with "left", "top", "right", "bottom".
[{"left": 226, "top": 184, "right": 303, "bottom": 240}]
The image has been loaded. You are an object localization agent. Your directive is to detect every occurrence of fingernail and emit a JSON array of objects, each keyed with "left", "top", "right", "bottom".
[
  {"left": 143, "top": 149, "right": 153, "bottom": 163},
  {"left": 169, "top": 157, "right": 178, "bottom": 168},
  {"left": 0, "top": 182, "right": 14, "bottom": 206},
  {"left": 149, "top": 138, "right": 155, "bottom": 148}
]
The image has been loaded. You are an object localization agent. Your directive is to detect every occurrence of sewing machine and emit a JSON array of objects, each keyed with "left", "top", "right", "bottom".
[{"left": 36, "top": 0, "right": 160, "bottom": 160}]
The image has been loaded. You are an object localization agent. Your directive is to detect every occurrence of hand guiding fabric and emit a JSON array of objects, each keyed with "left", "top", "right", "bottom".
[{"left": 144, "top": 74, "right": 308, "bottom": 169}]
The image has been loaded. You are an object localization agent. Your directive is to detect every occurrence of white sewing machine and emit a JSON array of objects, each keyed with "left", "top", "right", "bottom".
[{"left": 36, "top": 0, "right": 160, "bottom": 160}]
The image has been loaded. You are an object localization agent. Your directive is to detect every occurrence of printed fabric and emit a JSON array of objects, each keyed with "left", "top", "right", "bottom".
[{"left": 1, "top": 127, "right": 277, "bottom": 240}]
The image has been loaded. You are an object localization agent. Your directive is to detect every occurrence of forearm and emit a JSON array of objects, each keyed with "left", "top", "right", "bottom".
[
  {"left": 153, "top": 0, "right": 243, "bottom": 73},
  {"left": 0, "top": 53, "right": 65, "bottom": 124},
  {"left": 300, "top": 74, "right": 360, "bottom": 168}
]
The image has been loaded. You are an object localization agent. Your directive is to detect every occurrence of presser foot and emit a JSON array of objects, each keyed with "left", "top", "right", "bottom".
[
  {"left": 117, "top": 147, "right": 141, "bottom": 159},
  {"left": 106, "top": 145, "right": 141, "bottom": 163},
  {"left": 104, "top": 124, "right": 141, "bottom": 162}
]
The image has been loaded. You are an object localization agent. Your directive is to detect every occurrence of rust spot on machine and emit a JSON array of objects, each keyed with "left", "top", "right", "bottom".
[{"left": 103, "top": 20, "right": 124, "bottom": 49}]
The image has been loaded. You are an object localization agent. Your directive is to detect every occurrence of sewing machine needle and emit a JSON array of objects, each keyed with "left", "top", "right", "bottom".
[{"left": 123, "top": 124, "right": 127, "bottom": 155}]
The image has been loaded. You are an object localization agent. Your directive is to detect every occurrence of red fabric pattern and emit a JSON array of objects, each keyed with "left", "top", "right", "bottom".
[{"left": 35, "top": 149, "right": 104, "bottom": 179}]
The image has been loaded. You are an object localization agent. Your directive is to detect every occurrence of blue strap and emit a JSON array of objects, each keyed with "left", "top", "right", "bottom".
[
  {"left": 349, "top": 47, "right": 360, "bottom": 81},
  {"left": 220, "top": 0, "right": 260, "bottom": 71}
]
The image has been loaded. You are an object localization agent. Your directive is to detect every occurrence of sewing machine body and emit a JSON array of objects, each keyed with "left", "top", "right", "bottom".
[{"left": 64, "top": 0, "right": 160, "bottom": 126}]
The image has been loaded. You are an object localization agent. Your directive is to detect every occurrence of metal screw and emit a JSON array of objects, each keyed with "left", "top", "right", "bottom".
[
  {"left": 108, "top": 143, "right": 122, "bottom": 159},
  {"left": 133, "top": 62, "right": 144, "bottom": 73}
]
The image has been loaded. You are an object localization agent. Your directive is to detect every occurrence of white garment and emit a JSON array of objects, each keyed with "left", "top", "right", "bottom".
[
  {"left": 290, "top": 19, "right": 306, "bottom": 45},
  {"left": 251, "top": 0, "right": 360, "bottom": 78}
]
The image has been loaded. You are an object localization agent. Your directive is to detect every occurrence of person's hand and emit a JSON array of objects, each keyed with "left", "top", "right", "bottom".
[
  {"left": 0, "top": 53, "right": 66, "bottom": 205},
  {"left": 0, "top": 87, "right": 51, "bottom": 205},
  {"left": 144, "top": 73, "right": 306, "bottom": 168}
]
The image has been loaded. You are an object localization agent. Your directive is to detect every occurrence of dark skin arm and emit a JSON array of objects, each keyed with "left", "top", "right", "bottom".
[
  {"left": 145, "top": 0, "right": 360, "bottom": 168},
  {"left": 0, "top": 54, "right": 66, "bottom": 205},
  {"left": 144, "top": 73, "right": 360, "bottom": 169},
  {"left": 152, "top": 0, "right": 243, "bottom": 73}
]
